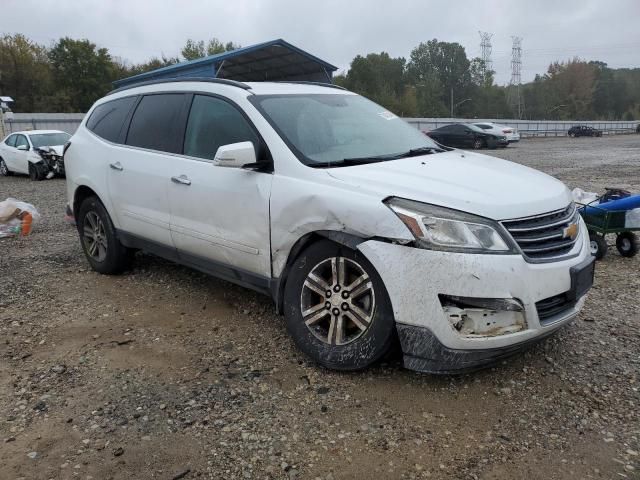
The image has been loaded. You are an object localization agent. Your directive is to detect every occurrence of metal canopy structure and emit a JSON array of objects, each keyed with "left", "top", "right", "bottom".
[{"left": 113, "top": 39, "right": 338, "bottom": 88}]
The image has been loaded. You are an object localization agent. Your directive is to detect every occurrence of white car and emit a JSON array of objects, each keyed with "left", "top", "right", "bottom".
[
  {"left": 0, "top": 129, "right": 71, "bottom": 180},
  {"left": 474, "top": 122, "right": 521, "bottom": 143},
  {"left": 64, "top": 79, "right": 593, "bottom": 374}
]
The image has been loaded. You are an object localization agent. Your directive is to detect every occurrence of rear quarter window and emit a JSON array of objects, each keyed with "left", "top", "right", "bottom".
[{"left": 86, "top": 96, "right": 137, "bottom": 143}]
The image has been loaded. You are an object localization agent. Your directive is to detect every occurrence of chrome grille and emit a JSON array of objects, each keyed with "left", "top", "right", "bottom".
[{"left": 501, "top": 204, "right": 580, "bottom": 261}]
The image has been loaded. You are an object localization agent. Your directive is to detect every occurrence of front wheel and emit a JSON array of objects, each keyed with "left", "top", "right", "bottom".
[
  {"left": 283, "top": 240, "right": 395, "bottom": 371},
  {"left": 473, "top": 138, "right": 484, "bottom": 150},
  {"left": 28, "top": 162, "right": 45, "bottom": 181},
  {"left": 77, "top": 196, "right": 133, "bottom": 274},
  {"left": 616, "top": 232, "right": 639, "bottom": 257},
  {"left": 589, "top": 232, "right": 608, "bottom": 260},
  {"left": 0, "top": 158, "right": 12, "bottom": 176}
]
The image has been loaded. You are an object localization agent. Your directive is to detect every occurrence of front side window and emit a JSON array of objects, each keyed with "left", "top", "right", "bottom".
[
  {"left": 15, "top": 135, "right": 29, "bottom": 149},
  {"left": 183, "top": 95, "right": 259, "bottom": 160},
  {"left": 87, "top": 96, "right": 137, "bottom": 143},
  {"left": 250, "top": 94, "right": 438, "bottom": 166},
  {"left": 4, "top": 134, "right": 16, "bottom": 147},
  {"left": 30, "top": 132, "right": 71, "bottom": 148}
]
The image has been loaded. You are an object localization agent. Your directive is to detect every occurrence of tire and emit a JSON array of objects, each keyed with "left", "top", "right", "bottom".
[
  {"left": 77, "top": 196, "right": 133, "bottom": 274},
  {"left": 283, "top": 240, "right": 395, "bottom": 371},
  {"left": 568, "top": 132, "right": 575, "bottom": 138},
  {"left": 0, "top": 158, "right": 13, "bottom": 176},
  {"left": 28, "top": 162, "right": 45, "bottom": 181},
  {"left": 589, "top": 233, "right": 608, "bottom": 260},
  {"left": 616, "top": 232, "right": 639, "bottom": 258},
  {"left": 473, "top": 138, "right": 484, "bottom": 150}
]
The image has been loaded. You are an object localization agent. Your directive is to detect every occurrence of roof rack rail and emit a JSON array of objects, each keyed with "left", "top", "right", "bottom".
[
  {"left": 107, "top": 77, "right": 252, "bottom": 95},
  {"left": 276, "top": 81, "right": 346, "bottom": 90}
]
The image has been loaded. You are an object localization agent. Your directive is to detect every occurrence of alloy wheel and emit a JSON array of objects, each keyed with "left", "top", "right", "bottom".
[
  {"left": 589, "top": 240, "right": 599, "bottom": 255},
  {"left": 83, "top": 211, "right": 108, "bottom": 262},
  {"left": 0, "top": 160, "right": 7, "bottom": 175},
  {"left": 300, "top": 256, "right": 376, "bottom": 345}
]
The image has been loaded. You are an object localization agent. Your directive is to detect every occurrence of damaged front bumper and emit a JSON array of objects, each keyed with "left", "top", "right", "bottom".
[
  {"left": 35, "top": 147, "right": 65, "bottom": 178},
  {"left": 357, "top": 221, "right": 593, "bottom": 373}
]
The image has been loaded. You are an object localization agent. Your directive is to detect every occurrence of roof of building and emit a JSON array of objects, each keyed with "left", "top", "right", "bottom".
[{"left": 113, "top": 39, "right": 338, "bottom": 88}]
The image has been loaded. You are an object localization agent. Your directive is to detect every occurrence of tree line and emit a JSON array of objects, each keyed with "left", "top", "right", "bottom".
[{"left": 0, "top": 33, "right": 638, "bottom": 120}]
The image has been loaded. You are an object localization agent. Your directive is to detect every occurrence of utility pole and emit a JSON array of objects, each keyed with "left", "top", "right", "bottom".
[
  {"left": 508, "top": 36, "right": 523, "bottom": 119},
  {"left": 479, "top": 31, "right": 493, "bottom": 83},
  {"left": 450, "top": 87, "right": 453, "bottom": 118}
]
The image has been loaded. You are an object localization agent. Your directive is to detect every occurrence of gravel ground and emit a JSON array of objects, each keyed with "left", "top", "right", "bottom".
[{"left": 1, "top": 135, "right": 639, "bottom": 480}]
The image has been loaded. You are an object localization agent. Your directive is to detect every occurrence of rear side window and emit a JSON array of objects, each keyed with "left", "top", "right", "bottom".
[
  {"left": 86, "top": 96, "right": 137, "bottom": 143},
  {"left": 183, "top": 95, "right": 259, "bottom": 160},
  {"left": 126, "top": 94, "right": 186, "bottom": 153},
  {"left": 476, "top": 124, "right": 491, "bottom": 130},
  {"left": 4, "top": 134, "right": 16, "bottom": 147}
]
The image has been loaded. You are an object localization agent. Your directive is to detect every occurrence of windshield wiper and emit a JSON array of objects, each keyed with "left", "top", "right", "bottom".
[
  {"left": 393, "top": 146, "right": 443, "bottom": 158},
  {"left": 309, "top": 147, "right": 443, "bottom": 168},
  {"left": 309, "top": 155, "right": 398, "bottom": 168}
]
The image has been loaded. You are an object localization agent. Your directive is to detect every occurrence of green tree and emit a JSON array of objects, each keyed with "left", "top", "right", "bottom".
[
  {"left": 407, "top": 39, "right": 471, "bottom": 115},
  {"left": 0, "top": 34, "right": 52, "bottom": 112},
  {"left": 48, "top": 37, "right": 114, "bottom": 111},
  {"left": 341, "top": 52, "right": 407, "bottom": 113},
  {"left": 181, "top": 38, "right": 240, "bottom": 61}
]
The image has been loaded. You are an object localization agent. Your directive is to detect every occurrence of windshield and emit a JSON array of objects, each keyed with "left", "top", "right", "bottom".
[
  {"left": 249, "top": 94, "right": 439, "bottom": 166},
  {"left": 29, "top": 132, "right": 71, "bottom": 148}
]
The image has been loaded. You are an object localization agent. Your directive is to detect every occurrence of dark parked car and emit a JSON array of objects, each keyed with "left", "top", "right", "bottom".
[
  {"left": 426, "top": 123, "right": 508, "bottom": 149},
  {"left": 568, "top": 125, "right": 602, "bottom": 137}
]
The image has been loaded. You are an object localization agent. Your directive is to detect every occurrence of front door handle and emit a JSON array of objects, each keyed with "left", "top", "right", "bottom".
[
  {"left": 109, "top": 162, "right": 123, "bottom": 171},
  {"left": 171, "top": 175, "right": 191, "bottom": 186}
]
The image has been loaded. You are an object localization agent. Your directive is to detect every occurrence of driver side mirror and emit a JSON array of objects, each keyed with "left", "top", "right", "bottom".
[
  {"left": 16, "top": 144, "right": 29, "bottom": 151},
  {"left": 213, "top": 141, "right": 256, "bottom": 168}
]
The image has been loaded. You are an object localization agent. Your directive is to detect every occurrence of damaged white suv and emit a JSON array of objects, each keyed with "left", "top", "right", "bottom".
[{"left": 64, "top": 79, "right": 594, "bottom": 373}]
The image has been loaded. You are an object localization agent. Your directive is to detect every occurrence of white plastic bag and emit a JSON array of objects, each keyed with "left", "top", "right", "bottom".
[
  {"left": 0, "top": 198, "right": 40, "bottom": 238},
  {"left": 571, "top": 188, "right": 599, "bottom": 205}
]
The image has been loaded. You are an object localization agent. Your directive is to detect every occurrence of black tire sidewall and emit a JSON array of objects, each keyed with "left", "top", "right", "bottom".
[
  {"left": 616, "top": 232, "right": 639, "bottom": 257},
  {"left": 0, "top": 158, "right": 10, "bottom": 176},
  {"left": 77, "top": 196, "right": 130, "bottom": 274},
  {"left": 590, "top": 233, "right": 608, "bottom": 260},
  {"left": 283, "top": 240, "right": 395, "bottom": 371}
]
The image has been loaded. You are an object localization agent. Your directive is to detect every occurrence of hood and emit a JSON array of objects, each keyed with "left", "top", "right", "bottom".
[
  {"left": 326, "top": 150, "right": 572, "bottom": 220},
  {"left": 36, "top": 145, "right": 64, "bottom": 155}
]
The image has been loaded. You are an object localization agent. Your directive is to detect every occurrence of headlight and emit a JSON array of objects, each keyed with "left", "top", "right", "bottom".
[{"left": 385, "top": 198, "right": 517, "bottom": 253}]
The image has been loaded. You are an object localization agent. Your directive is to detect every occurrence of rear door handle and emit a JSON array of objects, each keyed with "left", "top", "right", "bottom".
[
  {"left": 109, "top": 162, "right": 123, "bottom": 171},
  {"left": 171, "top": 175, "right": 191, "bottom": 186}
]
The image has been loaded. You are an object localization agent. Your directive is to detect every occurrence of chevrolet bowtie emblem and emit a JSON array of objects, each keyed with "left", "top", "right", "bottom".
[{"left": 563, "top": 222, "right": 579, "bottom": 240}]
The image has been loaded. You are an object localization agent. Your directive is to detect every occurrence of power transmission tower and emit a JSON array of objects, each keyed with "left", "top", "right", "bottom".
[
  {"left": 508, "top": 36, "right": 523, "bottom": 118},
  {"left": 478, "top": 31, "right": 493, "bottom": 83}
]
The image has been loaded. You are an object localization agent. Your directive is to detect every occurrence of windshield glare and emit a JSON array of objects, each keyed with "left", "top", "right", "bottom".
[
  {"left": 29, "top": 133, "right": 71, "bottom": 148},
  {"left": 250, "top": 94, "right": 439, "bottom": 165}
]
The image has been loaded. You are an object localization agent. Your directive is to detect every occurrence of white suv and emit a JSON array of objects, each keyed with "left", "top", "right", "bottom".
[{"left": 64, "top": 79, "right": 594, "bottom": 373}]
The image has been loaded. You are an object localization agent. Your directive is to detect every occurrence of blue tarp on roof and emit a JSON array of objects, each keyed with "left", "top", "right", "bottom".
[{"left": 113, "top": 38, "right": 338, "bottom": 88}]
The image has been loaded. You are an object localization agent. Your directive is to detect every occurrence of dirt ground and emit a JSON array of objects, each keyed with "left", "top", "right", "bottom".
[{"left": 1, "top": 135, "right": 639, "bottom": 480}]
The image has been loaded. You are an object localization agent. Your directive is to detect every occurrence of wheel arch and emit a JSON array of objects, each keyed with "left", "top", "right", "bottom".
[{"left": 272, "top": 230, "right": 368, "bottom": 314}]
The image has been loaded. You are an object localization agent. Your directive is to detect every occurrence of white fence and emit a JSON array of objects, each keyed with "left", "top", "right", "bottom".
[
  {"left": 4, "top": 113, "right": 85, "bottom": 135},
  {"left": 405, "top": 118, "right": 640, "bottom": 137}
]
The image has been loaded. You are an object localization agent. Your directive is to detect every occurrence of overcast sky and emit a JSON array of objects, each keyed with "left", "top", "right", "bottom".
[{"left": 2, "top": 0, "right": 639, "bottom": 84}]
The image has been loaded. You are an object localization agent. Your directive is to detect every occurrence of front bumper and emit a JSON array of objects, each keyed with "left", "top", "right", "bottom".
[{"left": 357, "top": 221, "right": 592, "bottom": 373}]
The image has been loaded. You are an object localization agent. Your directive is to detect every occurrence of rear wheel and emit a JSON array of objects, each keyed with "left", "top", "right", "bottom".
[
  {"left": 616, "top": 232, "right": 639, "bottom": 257},
  {"left": 589, "top": 232, "right": 608, "bottom": 260},
  {"left": 473, "top": 138, "right": 484, "bottom": 150},
  {"left": 283, "top": 240, "right": 395, "bottom": 371},
  {"left": 77, "top": 196, "right": 133, "bottom": 274},
  {"left": 0, "top": 158, "right": 12, "bottom": 176}
]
